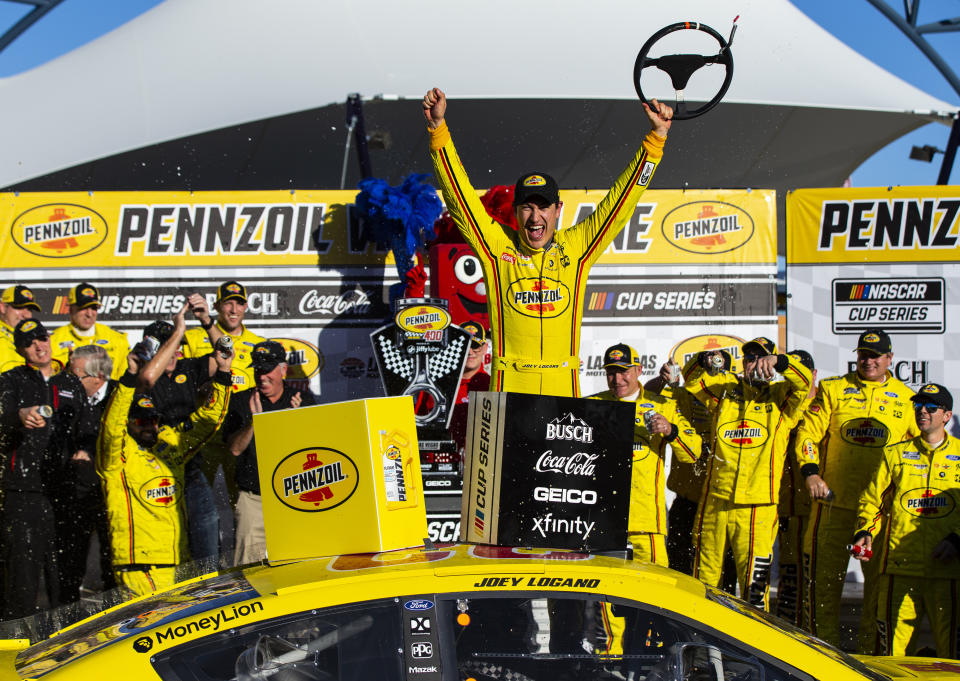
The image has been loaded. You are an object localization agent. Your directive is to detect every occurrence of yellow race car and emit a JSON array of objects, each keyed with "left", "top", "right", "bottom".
[{"left": 0, "top": 544, "right": 957, "bottom": 681}]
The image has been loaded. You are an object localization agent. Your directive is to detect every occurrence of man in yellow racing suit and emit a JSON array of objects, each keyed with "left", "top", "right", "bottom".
[
  {"left": 424, "top": 87, "right": 672, "bottom": 397},
  {"left": 795, "top": 328, "right": 916, "bottom": 651},
  {"left": 851, "top": 382, "right": 960, "bottom": 659},
  {"left": 685, "top": 337, "right": 812, "bottom": 611},
  {"left": 98, "top": 307, "right": 232, "bottom": 596}
]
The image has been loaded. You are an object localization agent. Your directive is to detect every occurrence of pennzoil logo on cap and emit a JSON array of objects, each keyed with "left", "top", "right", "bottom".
[
  {"left": 12, "top": 204, "right": 109, "bottom": 258},
  {"left": 137, "top": 396, "right": 155, "bottom": 409},
  {"left": 921, "top": 384, "right": 940, "bottom": 394},
  {"left": 226, "top": 283, "right": 242, "bottom": 293},
  {"left": 863, "top": 333, "right": 880, "bottom": 343},
  {"left": 272, "top": 447, "right": 359, "bottom": 512},
  {"left": 608, "top": 349, "right": 624, "bottom": 360},
  {"left": 21, "top": 321, "right": 37, "bottom": 333},
  {"left": 523, "top": 175, "right": 546, "bottom": 187}
]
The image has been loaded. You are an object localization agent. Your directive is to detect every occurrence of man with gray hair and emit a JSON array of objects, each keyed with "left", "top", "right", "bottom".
[{"left": 56, "top": 344, "right": 116, "bottom": 602}]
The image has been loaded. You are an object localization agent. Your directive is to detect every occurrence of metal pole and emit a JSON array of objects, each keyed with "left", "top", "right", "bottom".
[
  {"left": 346, "top": 94, "right": 373, "bottom": 181},
  {"left": 937, "top": 114, "right": 960, "bottom": 184}
]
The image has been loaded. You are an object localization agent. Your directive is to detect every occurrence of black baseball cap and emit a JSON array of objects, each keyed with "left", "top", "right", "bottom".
[
  {"left": 217, "top": 281, "right": 247, "bottom": 303},
  {"left": 787, "top": 349, "right": 815, "bottom": 372},
  {"left": 513, "top": 172, "right": 560, "bottom": 206},
  {"left": 68, "top": 282, "right": 100, "bottom": 309},
  {"left": 1, "top": 285, "right": 40, "bottom": 311},
  {"left": 603, "top": 343, "right": 640, "bottom": 368},
  {"left": 911, "top": 383, "right": 953, "bottom": 411},
  {"left": 128, "top": 394, "right": 160, "bottom": 420},
  {"left": 743, "top": 337, "right": 777, "bottom": 357},
  {"left": 251, "top": 340, "right": 287, "bottom": 372},
  {"left": 856, "top": 329, "right": 891, "bottom": 355},
  {"left": 14, "top": 319, "right": 48, "bottom": 348},
  {"left": 461, "top": 320, "right": 487, "bottom": 348},
  {"left": 142, "top": 321, "right": 175, "bottom": 345}
]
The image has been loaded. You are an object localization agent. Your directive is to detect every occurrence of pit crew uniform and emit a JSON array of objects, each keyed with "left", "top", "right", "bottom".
[
  {"left": 795, "top": 371, "right": 916, "bottom": 649},
  {"left": 51, "top": 322, "right": 129, "bottom": 381},
  {"left": 687, "top": 352, "right": 812, "bottom": 610},
  {"left": 855, "top": 434, "right": 960, "bottom": 658},
  {"left": 0, "top": 319, "right": 20, "bottom": 374},
  {"left": 97, "top": 368, "right": 231, "bottom": 596},
  {"left": 429, "top": 122, "right": 665, "bottom": 397}
]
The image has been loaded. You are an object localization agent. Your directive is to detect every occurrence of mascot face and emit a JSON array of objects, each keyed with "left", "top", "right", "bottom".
[{"left": 429, "top": 244, "right": 489, "bottom": 328}]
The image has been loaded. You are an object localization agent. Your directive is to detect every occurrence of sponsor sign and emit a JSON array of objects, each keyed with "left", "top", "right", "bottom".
[
  {"left": 661, "top": 201, "right": 755, "bottom": 255},
  {"left": 461, "top": 392, "right": 633, "bottom": 551},
  {"left": 669, "top": 333, "right": 745, "bottom": 373},
  {"left": 270, "top": 447, "right": 359, "bottom": 512},
  {"left": 832, "top": 278, "right": 945, "bottom": 333},
  {"left": 402, "top": 595, "right": 442, "bottom": 681},
  {"left": 12, "top": 203, "right": 109, "bottom": 258}
]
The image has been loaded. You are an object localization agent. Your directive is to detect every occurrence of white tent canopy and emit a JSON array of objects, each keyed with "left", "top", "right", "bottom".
[{"left": 0, "top": 0, "right": 955, "bottom": 192}]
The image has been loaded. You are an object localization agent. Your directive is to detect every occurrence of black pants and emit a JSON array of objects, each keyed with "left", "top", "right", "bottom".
[
  {"left": 1, "top": 491, "right": 59, "bottom": 620},
  {"left": 55, "top": 487, "right": 115, "bottom": 603}
]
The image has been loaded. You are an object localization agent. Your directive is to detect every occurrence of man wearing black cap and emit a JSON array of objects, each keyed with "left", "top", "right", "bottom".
[
  {"left": 222, "top": 340, "right": 316, "bottom": 564},
  {"left": 51, "top": 282, "right": 129, "bottom": 380},
  {"left": 796, "top": 328, "right": 917, "bottom": 650},
  {"left": 682, "top": 337, "right": 812, "bottom": 611},
  {"left": 0, "top": 284, "right": 41, "bottom": 374},
  {"left": 97, "top": 310, "right": 233, "bottom": 596},
  {"left": 137, "top": 314, "right": 222, "bottom": 563},
  {"left": 448, "top": 320, "right": 490, "bottom": 453},
  {"left": 852, "top": 382, "right": 959, "bottom": 658},
  {"left": 424, "top": 87, "right": 672, "bottom": 397},
  {"left": 0, "top": 318, "right": 86, "bottom": 618}
]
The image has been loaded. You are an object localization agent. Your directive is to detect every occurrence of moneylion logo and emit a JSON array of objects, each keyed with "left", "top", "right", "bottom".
[
  {"left": 661, "top": 201, "right": 755, "bottom": 255},
  {"left": 271, "top": 447, "right": 359, "bottom": 512},
  {"left": 545, "top": 413, "right": 593, "bottom": 443},
  {"left": 901, "top": 488, "right": 954, "bottom": 518},
  {"left": 840, "top": 418, "right": 889, "bottom": 447},
  {"left": 12, "top": 203, "right": 109, "bottom": 258},
  {"left": 719, "top": 419, "right": 767, "bottom": 449}
]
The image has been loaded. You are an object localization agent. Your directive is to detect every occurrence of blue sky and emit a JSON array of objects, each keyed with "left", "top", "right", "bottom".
[{"left": 0, "top": 0, "right": 955, "bottom": 187}]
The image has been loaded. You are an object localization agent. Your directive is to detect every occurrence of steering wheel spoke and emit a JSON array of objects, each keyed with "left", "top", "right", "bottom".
[{"left": 634, "top": 21, "right": 735, "bottom": 120}]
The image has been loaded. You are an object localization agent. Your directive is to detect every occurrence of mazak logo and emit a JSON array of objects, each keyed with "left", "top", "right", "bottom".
[
  {"left": 718, "top": 419, "right": 768, "bottom": 449},
  {"left": 840, "top": 418, "right": 889, "bottom": 447},
  {"left": 271, "top": 447, "right": 359, "bottom": 512},
  {"left": 535, "top": 452, "right": 598, "bottom": 477},
  {"left": 661, "top": 201, "right": 754, "bottom": 254},
  {"left": 901, "top": 488, "right": 955, "bottom": 518},
  {"left": 545, "top": 413, "right": 593, "bottom": 443},
  {"left": 506, "top": 278, "right": 571, "bottom": 318},
  {"left": 139, "top": 477, "right": 178, "bottom": 507},
  {"left": 12, "top": 204, "right": 109, "bottom": 258}
]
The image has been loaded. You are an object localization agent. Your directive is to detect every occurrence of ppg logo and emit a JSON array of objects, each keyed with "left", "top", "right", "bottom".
[{"left": 411, "top": 642, "right": 433, "bottom": 659}]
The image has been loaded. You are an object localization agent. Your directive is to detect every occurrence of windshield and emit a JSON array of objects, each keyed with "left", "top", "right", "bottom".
[{"left": 705, "top": 586, "right": 889, "bottom": 681}]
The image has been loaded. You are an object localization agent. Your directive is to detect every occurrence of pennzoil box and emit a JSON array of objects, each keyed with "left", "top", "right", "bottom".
[
  {"left": 255, "top": 396, "right": 427, "bottom": 561},
  {"left": 461, "top": 392, "right": 634, "bottom": 552}
]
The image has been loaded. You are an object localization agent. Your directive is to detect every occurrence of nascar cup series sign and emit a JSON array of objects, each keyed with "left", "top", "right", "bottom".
[{"left": 460, "top": 392, "right": 633, "bottom": 551}]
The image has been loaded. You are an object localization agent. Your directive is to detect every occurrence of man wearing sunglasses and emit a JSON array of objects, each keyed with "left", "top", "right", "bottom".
[
  {"left": 851, "top": 383, "right": 959, "bottom": 659},
  {"left": 795, "top": 328, "right": 917, "bottom": 651},
  {"left": 97, "top": 305, "right": 233, "bottom": 597},
  {"left": 682, "top": 337, "right": 812, "bottom": 612}
]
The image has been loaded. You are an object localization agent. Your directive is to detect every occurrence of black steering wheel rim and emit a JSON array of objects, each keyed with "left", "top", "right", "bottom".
[{"left": 634, "top": 21, "right": 734, "bottom": 120}]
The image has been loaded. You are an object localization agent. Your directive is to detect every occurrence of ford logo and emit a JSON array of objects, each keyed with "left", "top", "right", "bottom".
[{"left": 404, "top": 599, "right": 434, "bottom": 611}]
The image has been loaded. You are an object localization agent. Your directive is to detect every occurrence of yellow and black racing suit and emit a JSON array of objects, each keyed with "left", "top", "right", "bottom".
[
  {"left": 430, "top": 122, "right": 664, "bottom": 396},
  {"left": 855, "top": 434, "right": 960, "bottom": 658},
  {"left": 97, "top": 369, "right": 230, "bottom": 595},
  {"left": 685, "top": 354, "right": 812, "bottom": 611},
  {"left": 51, "top": 322, "right": 129, "bottom": 380},
  {"left": 795, "top": 370, "right": 916, "bottom": 650}
]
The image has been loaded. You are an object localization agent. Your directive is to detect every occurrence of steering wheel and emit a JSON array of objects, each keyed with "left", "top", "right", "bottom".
[{"left": 634, "top": 21, "right": 735, "bottom": 120}]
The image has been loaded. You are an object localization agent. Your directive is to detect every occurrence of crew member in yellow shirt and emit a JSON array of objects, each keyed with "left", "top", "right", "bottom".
[
  {"left": 0, "top": 285, "right": 40, "bottom": 374},
  {"left": 51, "top": 283, "right": 128, "bottom": 380}
]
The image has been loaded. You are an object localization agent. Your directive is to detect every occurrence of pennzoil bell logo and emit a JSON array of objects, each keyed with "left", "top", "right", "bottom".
[
  {"left": 839, "top": 418, "right": 889, "bottom": 447},
  {"left": 12, "top": 203, "right": 109, "bottom": 258},
  {"left": 274, "top": 337, "right": 324, "bottom": 380},
  {"left": 661, "top": 201, "right": 754, "bottom": 255},
  {"left": 271, "top": 447, "right": 359, "bottom": 512},
  {"left": 396, "top": 305, "right": 451, "bottom": 339},
  {"left": 900, "top": 488, "right": 955, "bottom": 518},
  {"left": 139, "top": 477, "right": 178, "bottom": 507},
  {"left": 719, "top": 419, "right": 767, "bottom": 449},
  {"left": 669, "top": 333, "right": 744, "bottom": 373},
  {"left": 507, "top": 278, "right": 570, "bottom": 318}
]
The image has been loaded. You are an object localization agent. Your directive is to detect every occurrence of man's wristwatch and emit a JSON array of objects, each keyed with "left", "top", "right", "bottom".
[{"left": 200, "top": 318, "right": 215, "bottom": 330}]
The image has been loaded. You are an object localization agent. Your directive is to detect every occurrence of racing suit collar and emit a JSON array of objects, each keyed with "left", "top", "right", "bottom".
[{"left": 514, "top": 233, "right": 556, "bottom": 257}]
